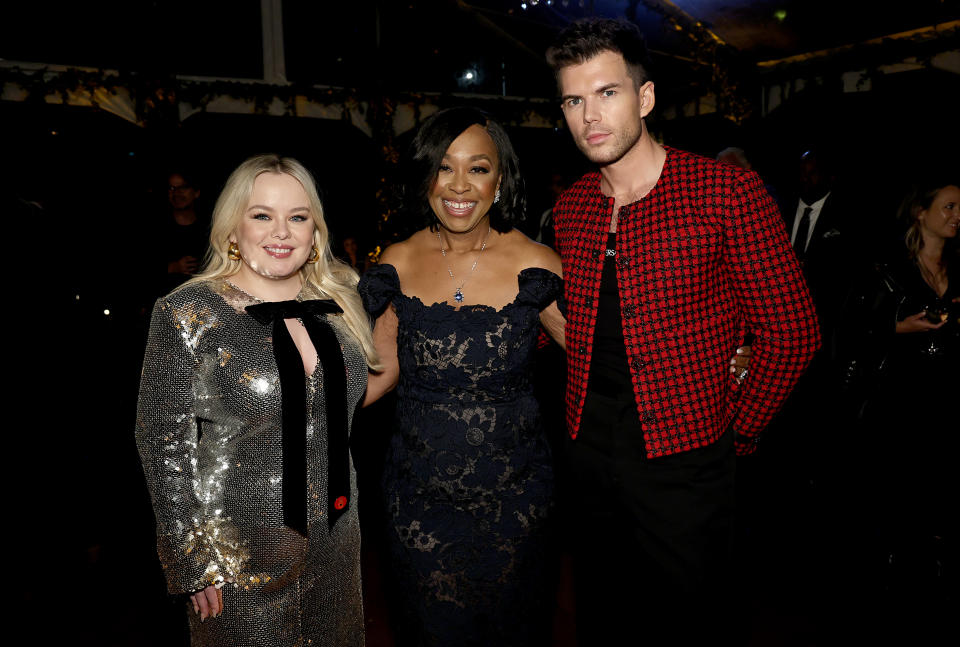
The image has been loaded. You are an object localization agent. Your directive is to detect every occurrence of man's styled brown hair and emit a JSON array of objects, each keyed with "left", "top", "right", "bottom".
[{"left": 546, "top": 18, "right": 653, "bottom": 89}]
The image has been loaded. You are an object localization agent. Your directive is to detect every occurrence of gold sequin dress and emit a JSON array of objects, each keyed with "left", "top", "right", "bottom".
[{"left": 136, "top": 279, "right": 367, "bottom": 647}]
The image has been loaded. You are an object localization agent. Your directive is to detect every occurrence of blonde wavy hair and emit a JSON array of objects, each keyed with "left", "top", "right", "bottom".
[
  {"left": 186, "top": 154, "right": 379, "bottom": 369},
  {"left": 899, "top": 181, "right": 958, "bottom": 262}
]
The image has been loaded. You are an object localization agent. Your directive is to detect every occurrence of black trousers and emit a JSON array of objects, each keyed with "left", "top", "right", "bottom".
[{"left": 563, "top": 389, "right": 737, "bottom": 646}]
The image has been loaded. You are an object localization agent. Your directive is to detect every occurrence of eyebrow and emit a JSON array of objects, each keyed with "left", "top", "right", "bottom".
[
  {"left": 441, "top": 153, "right": 493, "bottom": 162},
  {"left": 561, "top": 82, "right": 622, "bottom": 103},
  {"left": 246, "top": 205, "right": 310, "bottom": 212}
]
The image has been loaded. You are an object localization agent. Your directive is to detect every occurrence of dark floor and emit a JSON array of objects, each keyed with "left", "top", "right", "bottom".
[
  {"left": 20, "top": 444, "right": 954, "bottom": 647},
  {"left": 24, "top": 327, "right": 951, "bottom": 646}
]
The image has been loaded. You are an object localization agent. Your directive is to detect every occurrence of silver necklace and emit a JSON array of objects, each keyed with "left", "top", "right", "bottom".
[{"left": 438, "top": 225, "right": 491, "bottom": 303}]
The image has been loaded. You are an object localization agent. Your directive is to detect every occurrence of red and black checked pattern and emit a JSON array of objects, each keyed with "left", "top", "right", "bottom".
[{"left": 554, "top": 147, "right": 820, "bottom": 456}]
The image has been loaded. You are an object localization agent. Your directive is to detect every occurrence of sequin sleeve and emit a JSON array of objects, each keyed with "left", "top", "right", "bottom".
[{"left": 135, "top": 297, "right": 249, "bottom": 594}]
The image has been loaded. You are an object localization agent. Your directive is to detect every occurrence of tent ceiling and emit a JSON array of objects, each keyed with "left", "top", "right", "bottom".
[{"left": 3, "top": 0, "right": 957, "bottom": 98}]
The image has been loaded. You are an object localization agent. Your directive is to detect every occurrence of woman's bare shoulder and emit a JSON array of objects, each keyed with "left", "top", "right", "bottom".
[
  {"left": 379, "top": 229, "right": 433, "bottom": 273},
  {"left": 504, "top": 229, "right": 562, "bottom": 276}
]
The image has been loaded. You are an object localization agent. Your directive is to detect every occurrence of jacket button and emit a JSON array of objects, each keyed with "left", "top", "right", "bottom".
[
  {"left": 584, "top": 296, "right": 593, "bottom": 308},
  {"left": 334, "top": 496, "right": 348, "bottom": 510},
  {"left": 640, "top": 412, "right": 655, "bottom": 424},
  {"left": 616, "top": 256, "right": 629, "bottom": 269},
  {"left": 578, "top": 344, "right": 587, "bottom": 354},
  {"left": 622, "top": 304, "right": 636, "bottom": 318},
  {"left": 631, "top": 357, "right": 647, "bottom": 370}
]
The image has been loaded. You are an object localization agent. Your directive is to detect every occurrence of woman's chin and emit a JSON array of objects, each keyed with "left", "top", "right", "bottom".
[{"left": 242, "top": 260, "right": 305, "bottom": 283}]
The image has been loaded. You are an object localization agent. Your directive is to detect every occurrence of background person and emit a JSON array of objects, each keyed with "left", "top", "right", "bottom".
[
  {"left": 156, "top": 169, "right": 209, "bottom": 294},
  {"left": 844, "top": 179, "right": 958, "bottom": 593}
]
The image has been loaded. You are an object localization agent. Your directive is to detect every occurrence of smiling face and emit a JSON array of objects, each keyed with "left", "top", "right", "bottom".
[
  {"left": 429, "top": 124, "right": 501, "bottom": 235},
  {"left": 919, "top": 184, "right": 960, "bottom": 240},
  {"left": 229, "top": 172, "right": 316, "bottom": 290},
  {"left": 558, "top": 50, "right": 654, "bottom": 166}
]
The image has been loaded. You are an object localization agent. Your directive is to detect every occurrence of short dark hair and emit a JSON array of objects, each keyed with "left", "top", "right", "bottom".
[
  {"left": 167, "top": 167, "right": 201, "bottom": 190},
  {"left": 546, "top": 18, "right": 653, "bottom": 89},
  {"left": 402, "top": 106, "right": 525, "bottom": 234}
]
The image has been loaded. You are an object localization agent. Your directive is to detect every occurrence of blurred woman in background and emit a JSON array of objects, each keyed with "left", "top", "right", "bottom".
[{"left": 844, "top": 178, "right": 958, "bottom": 601}]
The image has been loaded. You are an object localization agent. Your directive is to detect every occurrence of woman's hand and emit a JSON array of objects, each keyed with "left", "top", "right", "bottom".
[
  {"left": 540, "top": 301, "right": 566, "bottom": 350},
  {"left": 896, "top": 311, "right": 946, "bottom": 334},
  {"left": 730, "top": 345, "right": 752, "bottom": 383},
  {"left": 168, "top": 255, "right": 199, "bottom": 274},
  {"left": 190, "top": 584, "right": 223, "bottom": 621}
]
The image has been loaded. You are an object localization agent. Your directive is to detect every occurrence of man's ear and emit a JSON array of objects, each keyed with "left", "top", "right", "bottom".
[{"left": 639, "top": 81, "right": 655, "bottom": 119}]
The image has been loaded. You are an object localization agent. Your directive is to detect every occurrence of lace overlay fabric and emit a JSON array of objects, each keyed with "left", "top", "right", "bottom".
[
  {"left": 360, "top": 265, "right": 561, "bottom": 646},
  {"left": 136, "top": 280, "right": 367, "bottom": 647}
]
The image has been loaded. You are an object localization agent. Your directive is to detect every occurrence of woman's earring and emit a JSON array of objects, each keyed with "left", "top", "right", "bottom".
[
  {"left": 494, "top": 188, "right": 501, "bottom": 204},
  {"left": 306, "top": 244, "right": 320, "bottom": 264},
  {"left": 228, "top": 242, "right": 242, "bottom": 260}
]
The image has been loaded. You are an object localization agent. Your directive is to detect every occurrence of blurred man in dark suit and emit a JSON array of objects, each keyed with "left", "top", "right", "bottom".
[{"left": 786, "top": 150, "right": 851, "bottom": 340}]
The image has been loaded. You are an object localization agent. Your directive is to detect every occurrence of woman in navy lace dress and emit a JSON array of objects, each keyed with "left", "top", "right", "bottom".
[{"left": 359, "top": 108, "right": 565, "bottom": 646}]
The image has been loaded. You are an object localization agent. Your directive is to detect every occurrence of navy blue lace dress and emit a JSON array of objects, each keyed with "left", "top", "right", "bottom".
[{"left": 359, "top": 264, "right": 561, "bottom": 646}]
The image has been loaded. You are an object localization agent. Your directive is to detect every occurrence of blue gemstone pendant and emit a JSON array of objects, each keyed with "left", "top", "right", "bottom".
[{"left": 454, "top": 288, "right": 464, "bottom": 303}]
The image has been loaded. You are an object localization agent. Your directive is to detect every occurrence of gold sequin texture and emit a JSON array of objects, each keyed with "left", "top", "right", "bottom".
[{"left": 136, "top": 280, "right": 367, "bottom": 646}]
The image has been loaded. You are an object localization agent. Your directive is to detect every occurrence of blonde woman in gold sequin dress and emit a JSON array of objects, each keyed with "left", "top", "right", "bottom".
[{"left": 136, "top": 155, "right": 378, "bottom": 647}]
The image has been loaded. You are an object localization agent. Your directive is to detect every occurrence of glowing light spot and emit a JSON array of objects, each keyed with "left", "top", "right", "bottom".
[
  {"left": 103, "top": 309, "right": 111, "bottom": 316},
  {"left": 774, "top": 9, "right": 787, "bottom": 21}
]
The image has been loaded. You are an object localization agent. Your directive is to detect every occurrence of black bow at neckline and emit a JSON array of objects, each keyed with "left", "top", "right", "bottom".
[
  {"left": 245, "top": 298, "right": 351, "bottom": 535},
  {"left": 245, "top": 298, "right": 343, "bottom": 324}
]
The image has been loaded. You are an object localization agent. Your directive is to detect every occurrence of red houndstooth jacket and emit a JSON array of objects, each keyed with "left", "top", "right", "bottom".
[{"left": 553, "top": 147, "right": 820, "bottom": 456}]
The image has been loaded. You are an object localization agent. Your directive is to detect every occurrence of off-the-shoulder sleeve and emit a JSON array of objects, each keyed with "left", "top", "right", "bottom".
[
  {"left": 516, "top": 267, "right": 563, "bottom": 311},
  {"left": 135, "top": 298, "right": 249, "bottom": 594},
  {"left": 358, "top": 263, "right": 401, "bottom": 318}
]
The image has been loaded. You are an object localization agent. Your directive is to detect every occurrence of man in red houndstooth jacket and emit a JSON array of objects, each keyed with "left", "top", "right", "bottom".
[{"left": 546, "top": 19, "right": 820, "bottom": 645}]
